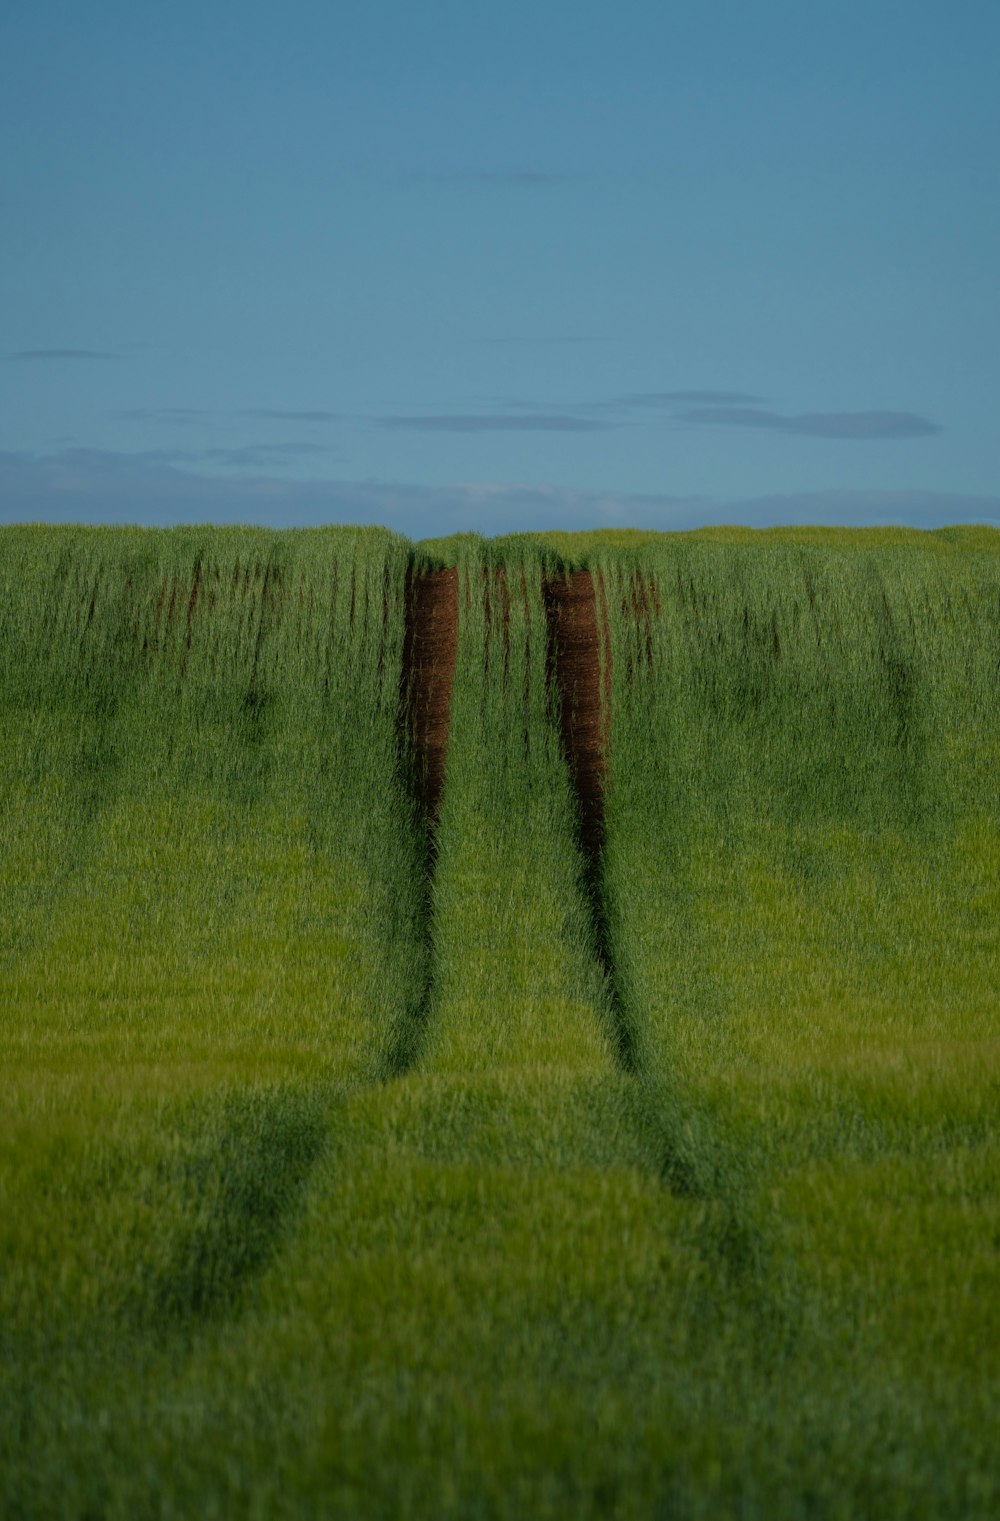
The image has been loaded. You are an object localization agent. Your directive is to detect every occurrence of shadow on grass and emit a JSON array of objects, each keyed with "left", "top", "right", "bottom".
[{"left": 137, "top": 1086, "right": 328, "bottom": 1331}]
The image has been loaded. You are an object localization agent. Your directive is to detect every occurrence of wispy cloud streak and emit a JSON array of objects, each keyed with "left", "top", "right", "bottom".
[
  {"left": 679, "top": 407, "right": 941, "bottom": 439},
  {"left": 7, "top": 348, "right": 119, "bottom": 361},
  {"left": 379, "top": 413, "right": 613, "bottom": 434},
  {"left": 140, "top": 442, "right": 335, "bottom": 468},
  {"left": 114, "top": 407, "right": 208, "bottom": 424},
  {"left": 2, "top": 449, "right": 995, "bottom": 538},
  {"left": 399, "top": 168, "right": 571, "bottom": 188},
  {"left": 471, "top": 335, "right": 611, "bottom": 346},
  {"left": 240, "top": 408, "right": 340, "bottom": 421},
  {"left": 621, "top": 389, "right": 761, "bottom": 407}
]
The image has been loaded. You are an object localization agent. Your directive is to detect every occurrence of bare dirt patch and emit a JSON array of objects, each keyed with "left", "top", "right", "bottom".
[
  {"left": 400, "top": 566, "right": 459, "bottom": 822},
  {"left": 543, "top": 570, "right": 611, "bottom": 864}
]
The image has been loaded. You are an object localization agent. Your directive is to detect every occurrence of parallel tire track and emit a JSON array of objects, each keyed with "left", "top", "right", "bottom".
[
  {"left": 542, "top": 570, "right": 611, "bottom": 867},
  {"left": 399, "top": 566, "right": 459, "bottom": 824},
  {"left": 542, "top": 569, "right": 642, "bottom": 1072}
]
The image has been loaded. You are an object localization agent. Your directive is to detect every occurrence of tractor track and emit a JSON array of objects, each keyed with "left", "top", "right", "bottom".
[
  {"left": 542, "top": 570, "right": 611, "bottom": 868},
  {"left": 542, "top": 569, "right": 641, "bottom": 1071},
  {"left": 399, "top": 566, "right": 459, "bottom": 825}
]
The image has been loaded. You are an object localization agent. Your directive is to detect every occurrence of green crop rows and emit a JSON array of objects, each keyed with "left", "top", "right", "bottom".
[{"left": 1, "top": 523, "right": 998, "bottom": 1519}]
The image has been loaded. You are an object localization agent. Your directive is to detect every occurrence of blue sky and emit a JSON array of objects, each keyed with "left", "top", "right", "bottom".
[{"left": 2, "top": 0, "right": 999, "bottom": 537}]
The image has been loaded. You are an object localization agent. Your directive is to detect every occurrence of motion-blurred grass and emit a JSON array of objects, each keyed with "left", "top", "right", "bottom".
[{"left": 1, "top": 523, "right": 997, "bottom": 1519}]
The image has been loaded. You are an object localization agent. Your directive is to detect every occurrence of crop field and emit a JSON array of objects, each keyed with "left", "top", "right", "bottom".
[{"left": 1, "top": 522, "right": 998, "bottom": 1519}]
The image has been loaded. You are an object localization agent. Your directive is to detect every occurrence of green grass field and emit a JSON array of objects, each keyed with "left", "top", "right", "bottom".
[{"left": 1, "top": 523, "right": 998, "bottom": 1519}]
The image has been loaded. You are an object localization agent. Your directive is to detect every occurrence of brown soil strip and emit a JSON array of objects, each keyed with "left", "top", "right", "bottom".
[
  {"left": 542, "top": 570, "right": 611, "bottom": 864},
  {"left": 544, "top": 569, "right": 641, "bottom": 1072},
  {"left": 400, "top": 566, "right": 459, "bottom": 823}
]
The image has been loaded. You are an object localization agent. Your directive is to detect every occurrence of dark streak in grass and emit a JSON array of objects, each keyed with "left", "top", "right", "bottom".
[
  {"left": 399, "top": 565, "right": 458, "bottom": 826},
  {"left": 543, "top": 566, "right": 641, "bottom": 1073},
  {"left": 140, "top": 1090, "right": 328, "bottom": 1330},
  {"left": 384, "top": 560, "right": 459, "bottom": 1077}
]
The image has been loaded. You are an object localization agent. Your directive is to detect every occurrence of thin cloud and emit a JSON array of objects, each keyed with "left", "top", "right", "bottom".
[
  {"left": 115, "top": 407, "right": 340, "bottom": 424},
  {"left": 679, "top": 407, "right": 941, "bottom": 439},
  {"left": 139, "top": 442, "right": 335, "bottom": 468},
  {"left": 114, "top": 407, "right": 209, "bottom": 424},
  {"left": 8, "top": 348, "right": 119, "bottom": 361},
  {"left": 201, "top": 442, "right": 334, "bottom": 467},
  {"left": 379, "top": 413, "right": 613, "bottom": 434},
  {"left": 470, "top": 170, "right": 569, "bottom": 186},
  {"left": 241, "top": 408, "right": 340, "bottom": 422},
  {"left": 470, "top": 335, "right": 611, "bottom": 346},
  {"left": 400, "top": 168, "right": 571, "bottom": 188},
  {"left": 3, "top": 448, "right": 997, "bottom": 539},
  {"left": 621, "top": 389, "right": 762, "bottom": 407}
]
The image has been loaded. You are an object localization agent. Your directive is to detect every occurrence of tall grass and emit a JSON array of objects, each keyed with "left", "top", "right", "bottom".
[
  {"left": 594, "top": 533, "right": 1000, "bottom": 1154},
  {"left": 589, "top": 530, "right": 1000, "bottom": 1512},
  {"left": 420, "top": 535, "right": 612, "bottom": 1075},
  {"left": 0, "top": 525, "right": 425, "bottom": 1071},
  {"left": 2, "top": 523, "right": 998, "bottom": 1519},
  {"left": 0, "top": 526, "right": 427, "bottom": 1442}
]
